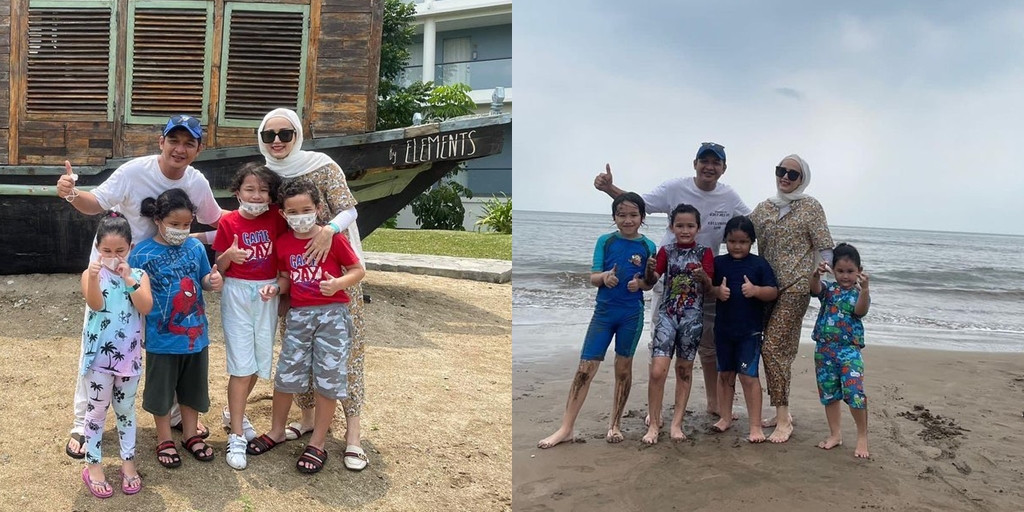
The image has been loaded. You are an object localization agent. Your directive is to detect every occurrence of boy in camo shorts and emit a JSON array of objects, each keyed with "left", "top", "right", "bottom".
[{"left": 245, "top": 180, "right": 365, "bottom": 474}]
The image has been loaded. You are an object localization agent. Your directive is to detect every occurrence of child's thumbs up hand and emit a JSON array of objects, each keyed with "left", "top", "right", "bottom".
[
  {"left": 627, "top": 272, "right": 643, "bottom": 292},
  {"left": 741, "top": 275, "right": 757, "bottom": 298},
  {"left": 603, "top": 264, "right": 619, "bottom": 288},
  {"left": 719, "top": 277, "right": 730, "bottom": 301},
  {"left": 88, "top": 253, "right": 103, "bottom": 278},
  {"left": 208, "top": 264, "right": 223, "bottom": 292},
  {"left": 226, "top": 234, "right": 248, "bottom": 264},
  {"left": 320, "top": 270, "right": 340, "bottom": 296}
]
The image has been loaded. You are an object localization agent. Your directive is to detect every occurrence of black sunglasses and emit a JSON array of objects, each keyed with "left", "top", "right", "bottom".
[
  {"left": 775, "top": 166, "right": 802, "bottom": 181},
  {"left": 260, "top": 128, "right": 296, "bottom": 144}
]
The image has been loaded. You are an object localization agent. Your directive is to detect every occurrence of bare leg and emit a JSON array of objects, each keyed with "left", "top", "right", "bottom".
[
  {"left": 298, "top": 392, "right": 337, "bottom": 471},
  {"left": 345, "top": 414, "right": 361, "bottom": 447},
  {"left": 538, "top": 360, "right": 601, "bottom": 449},
  {"left": 713, "top": 371, "right": 736, "bottom": 432},
  {"left": 607, "top": 355, "right": 633, "bottom": 443},
  {"left": 850, "top": 406, "right": 869, "bottom": 458},
  {"left": 817, "top": 401, "right": 843, "bottom": 450},
  {"left": 739, "top": 374, "right": 765, "bottom": 443},
  {"left": 698, "top": 306, "right": 719, "bottom": 415},
  {"left": 263, "top": 390, "right": 293, "bottom": 444},
  {"left": 670, "top": 360, "right": 693, "bottom": 441},
  {"left": 642, "top": 357, "right": 670, "bottom": 445},
  {"left": 299, "top": 405, "right": 315, "bottom": 431},
  {"left": 227, "top": 375, "right": 256, "bottom": 436}
]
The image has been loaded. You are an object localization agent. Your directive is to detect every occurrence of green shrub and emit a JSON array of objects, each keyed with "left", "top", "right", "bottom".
[
  {"left": 411, "top": 177, "right": 473, "bottom": 231},
  {"left": 475, "top": 194, "right": 512, "bottom": 234}
]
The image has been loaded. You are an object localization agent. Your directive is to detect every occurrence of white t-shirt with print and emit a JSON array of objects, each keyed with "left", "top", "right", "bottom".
[
  {"left": 90, "top": 154, "right": 222, "bottom": 243},
  {"left": 642, "top": 177, "right": 751, "bottom": 254}
]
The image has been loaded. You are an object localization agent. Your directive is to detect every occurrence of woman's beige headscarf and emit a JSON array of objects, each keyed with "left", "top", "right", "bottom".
[{"left": 769, "top": 153, "right": 811, "bottom": 207}]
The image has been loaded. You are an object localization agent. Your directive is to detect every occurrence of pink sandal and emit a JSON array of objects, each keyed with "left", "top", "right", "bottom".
[
  {"left": 82, "top": 467, "right": 113, "bottom": 499},
  {"left": 120, "top": 469, "right": 142, "bottom": 495}
]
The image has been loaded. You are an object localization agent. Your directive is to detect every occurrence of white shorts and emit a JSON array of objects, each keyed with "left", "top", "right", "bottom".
[{"left": 221, "top": 277, "right": 280, "bottom": 379}]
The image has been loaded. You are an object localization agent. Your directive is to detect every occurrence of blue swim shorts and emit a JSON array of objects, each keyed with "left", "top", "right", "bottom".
[
  {"left": 580, "top": 303, "right": 644, "bottom": 361},
  {"left": 715, "top": 331, "right": 762, "bottom": 377}
]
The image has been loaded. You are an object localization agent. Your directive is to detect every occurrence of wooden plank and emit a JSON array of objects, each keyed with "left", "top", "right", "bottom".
[
  {"left": 206, "top": 0, "right": 225, "bottom": 148},
  {"left": 364, "top": 0, "right": 383, "bottom": 131},
  {"left": 8, "top": 0, "right": 25, "bottom": 163},
  {"left": 112, "top": 0, "right": 128, "bottom": 158},
  {"left": 0, "top": 128, "right": 7, "bottom": 164},
  {"left": 302, "top": 0, "right": 321, "bottom": 129}
]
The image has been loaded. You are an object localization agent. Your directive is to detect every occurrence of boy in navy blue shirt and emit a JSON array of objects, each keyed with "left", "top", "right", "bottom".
[{"left": 710, "top": 216, "right": 778, "bottom": 442}]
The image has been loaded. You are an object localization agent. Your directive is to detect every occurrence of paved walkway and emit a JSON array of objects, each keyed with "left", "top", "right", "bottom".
[{"left": 362, "top": 251, "right": 511, "bottom": 284}]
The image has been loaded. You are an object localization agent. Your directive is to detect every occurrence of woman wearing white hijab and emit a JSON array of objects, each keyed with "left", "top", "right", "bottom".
[
  {"left": 749, "top": 154, "right": 834, "bottom": 444},
  {"left": 257, "top": 108, "right": 369, "bottom": 471}
]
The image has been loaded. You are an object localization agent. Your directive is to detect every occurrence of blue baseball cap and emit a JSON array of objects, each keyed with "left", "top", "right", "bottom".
[
  {"left": 695, "top": 142, "right": 726, "bottom": 161},
  {"left": 163, "top": 114, "right": 203, "bottom": 142}
]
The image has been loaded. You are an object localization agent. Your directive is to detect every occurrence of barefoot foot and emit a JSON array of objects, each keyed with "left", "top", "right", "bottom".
[
  {"left": 768, "top": 422, "right": 794, "bottom": 443},
  {"left": 762, "top": 413, "right": 793, "bottom": 429},
  {"left": 710, "top": 418, "right": 731, "bottom": 433},
  {"left": 606, "top": 427, "right": 624, "bottom": 443},
  {"left": 748, "top": 425, "right": 766, "bottom": 443},
  {"left": 644, "top": 414, "right": 664, "bottom": 429},
  {"left": 641, "top": 425, "right": 659, "bottom": 445},
  {"left": 854, "top": 437, "right": 869, "bottom": 458},
  {"left": 817, "top": 436, "right": 842, "bottom": 450},
  {"left": 538, "top": 428, "right": 575, "bottom": 449},
  {"left": 669, "top": 425, "right": 687, "bottom": 442}
]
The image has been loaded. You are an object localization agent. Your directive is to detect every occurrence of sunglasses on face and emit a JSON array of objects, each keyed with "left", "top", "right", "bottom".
[
  {"left": 260, "top": 128, "right": 296, "bottom": 144},
  {"left": 775, "top": 166, "right": 802, "bottom": 181}
]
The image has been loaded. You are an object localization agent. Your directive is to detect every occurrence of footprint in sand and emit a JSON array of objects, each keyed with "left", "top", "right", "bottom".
[{"left": 556, "top": 465, "right": 595, "bottom": 473}]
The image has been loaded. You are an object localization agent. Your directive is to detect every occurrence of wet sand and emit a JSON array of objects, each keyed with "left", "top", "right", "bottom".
[{"left": 512, "top": 329, "right": 1024, "bottom": 512}]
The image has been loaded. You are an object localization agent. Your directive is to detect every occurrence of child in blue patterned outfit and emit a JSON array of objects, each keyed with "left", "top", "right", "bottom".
[
  {"left": 809, "top": 242, "right": 871, "bottom": 458},
  {"left": 538, "top": 192, "right": 656, "bottom": 449}
]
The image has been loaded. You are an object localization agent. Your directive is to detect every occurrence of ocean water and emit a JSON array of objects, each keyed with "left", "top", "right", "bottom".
[{"left": 512, "top": 210, "right": 1024, "bottom": 358}]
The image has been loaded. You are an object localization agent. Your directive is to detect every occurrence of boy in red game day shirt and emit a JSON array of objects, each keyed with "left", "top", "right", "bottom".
[
  {"left": 245, "top": 179, "right": 365, "bottom": 475},
  {"left": 212, "top": 162, "right": 288, "bottom": 470}
]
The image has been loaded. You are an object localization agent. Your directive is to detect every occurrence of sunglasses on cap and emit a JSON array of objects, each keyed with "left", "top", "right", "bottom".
[
  {"left": 775, "top": 166, "right": 802, "bottom": 181},
  {"left": 700, "top": 142, "right": 724, "bottom": 151},
  {"left": 260, "top": 128, "right": 296, "bottom": 144},
  {"left": 164, "top": 114, "right": 203, "bottom": 140}
]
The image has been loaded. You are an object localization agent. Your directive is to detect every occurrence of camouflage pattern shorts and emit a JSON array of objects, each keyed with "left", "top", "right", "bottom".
[{"left": 275, "top": 303, "right": 352, "bottom": 401}]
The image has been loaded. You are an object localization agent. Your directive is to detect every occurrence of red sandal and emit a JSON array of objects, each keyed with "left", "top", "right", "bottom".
[
  {"left": 181, "top": 435, "right": 215, "bottom": 462},
  {"left": 296, "top": 445, "right": 328, "bottom": 474},
  {"left": 155, "top": 440, "right": 181, "bottom": 468}
]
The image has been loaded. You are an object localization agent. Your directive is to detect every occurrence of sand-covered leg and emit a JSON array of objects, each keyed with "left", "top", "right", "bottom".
[{"left": 538, "top": 360, "right": 600, "bottom": 449}]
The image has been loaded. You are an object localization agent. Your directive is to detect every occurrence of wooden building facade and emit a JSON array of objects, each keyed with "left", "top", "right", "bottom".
[{"left": 0, "top": 0, "right": 383, "bottom": 166}]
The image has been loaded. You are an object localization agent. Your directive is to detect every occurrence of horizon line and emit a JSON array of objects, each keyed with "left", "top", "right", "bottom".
[{"left": 511, "top": 209, "right": 1024, "bottom": 238}]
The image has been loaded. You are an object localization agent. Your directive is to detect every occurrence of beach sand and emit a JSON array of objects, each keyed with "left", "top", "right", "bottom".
[
  {"left": 0, "top": 271, "right": 511, "bottom": 511},
  {"left": 512, "top": 330, "right": 1024, "bottom": 512}
]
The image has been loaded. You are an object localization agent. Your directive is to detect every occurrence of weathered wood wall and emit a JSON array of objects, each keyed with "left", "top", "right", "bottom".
[{"left": 2, "top": 0, "right": 383, "bottom": 166}]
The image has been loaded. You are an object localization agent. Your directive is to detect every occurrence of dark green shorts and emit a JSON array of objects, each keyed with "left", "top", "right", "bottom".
[{"left": 142, "top": 347, "right": 210, "bottom": 416}]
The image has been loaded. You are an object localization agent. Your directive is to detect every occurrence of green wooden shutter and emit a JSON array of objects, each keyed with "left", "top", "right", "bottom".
[
  {"left": 124, "top": 0, "right": 213, "bottom": 122},
  {"left": 25, "top": 0, "right": 116, "bottom": 119},
  {"left": 218, "top": 3, "right": 309, "bottom": 126}
]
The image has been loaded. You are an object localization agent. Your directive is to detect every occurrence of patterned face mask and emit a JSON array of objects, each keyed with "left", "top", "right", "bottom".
[
  {"left": 163, "top": 226, "right": 191, "bottom": 246},
  {"left": 239, "top": 201, "right": 269, "bottom": 217},
  {"left": 286, "top": 213, "right": 318, "bottom": 233}
]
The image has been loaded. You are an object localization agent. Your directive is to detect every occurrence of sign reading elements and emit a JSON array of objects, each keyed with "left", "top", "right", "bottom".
[{"left": 388, "top": 130, "right": 478, "bottom": 165}]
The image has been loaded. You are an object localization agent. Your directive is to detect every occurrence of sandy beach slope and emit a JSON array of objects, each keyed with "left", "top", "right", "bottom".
[
  {"left": 0, "top": 271, "right": 511, "bottom": 512},
  {"left": 513, "top": 331, "right": 1024, "bottom": 512}
]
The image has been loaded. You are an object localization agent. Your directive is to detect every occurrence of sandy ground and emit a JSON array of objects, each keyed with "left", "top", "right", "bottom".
[
  {"left": 0, "top": 271, "right": 511, "bottom": 511},
  {"left": 512, "top": 334, "right": 1024, "bottom": 512}
]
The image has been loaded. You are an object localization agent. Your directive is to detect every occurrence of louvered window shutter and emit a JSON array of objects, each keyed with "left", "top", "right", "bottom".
[
  {"left": 219, "top": 4, "right": 308, "bottom": 124},
  {"left": 26, "top": 2, "right": 115, "bottom": 118},
  {"left": 125, "top": 1, "right": 213, "bottom": 122}
]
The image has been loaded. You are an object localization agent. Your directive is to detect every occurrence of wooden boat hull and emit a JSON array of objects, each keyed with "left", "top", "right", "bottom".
[{"left": 0, "top": 114, "right": 509, "bottom": 274}]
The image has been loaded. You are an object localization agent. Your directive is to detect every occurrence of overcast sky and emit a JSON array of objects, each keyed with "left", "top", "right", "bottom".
[{"left": 512, "top": 1, "right": 1024, "bottom": 235}]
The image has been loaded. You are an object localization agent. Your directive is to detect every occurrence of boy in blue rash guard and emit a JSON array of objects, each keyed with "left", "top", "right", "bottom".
[{"left": 538, "top": 192, "right": 657, "bottom": 449}]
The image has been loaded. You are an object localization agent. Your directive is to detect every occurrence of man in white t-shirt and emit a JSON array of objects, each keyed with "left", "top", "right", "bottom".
[
  {"left": 56, "top": 115, "right": 223, "bottom": 459},
  {"left": 594, "top": 142, "right": 751, "bottom": 421}
]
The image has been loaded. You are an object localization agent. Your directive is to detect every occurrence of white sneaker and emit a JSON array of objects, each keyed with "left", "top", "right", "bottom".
[
  {"left": 222, "top": 407, "right": 258, "bottom": 441},
  {"left": 226, "top": 433, "right": 247, "bottom": 470}
]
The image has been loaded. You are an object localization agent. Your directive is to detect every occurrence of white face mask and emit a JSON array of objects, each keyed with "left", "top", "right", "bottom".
[
  {"left": 239, "top": 200, "right": 269, "bottom": 217},
  {"left": 286, "top": 213, "right": 318, "bottom": 233},
  {"left": 100, "top": 257, "right": 121, "bottom": 272},
  {"left": 163, "top": 226, "right": 191, "bottom": 246}
]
